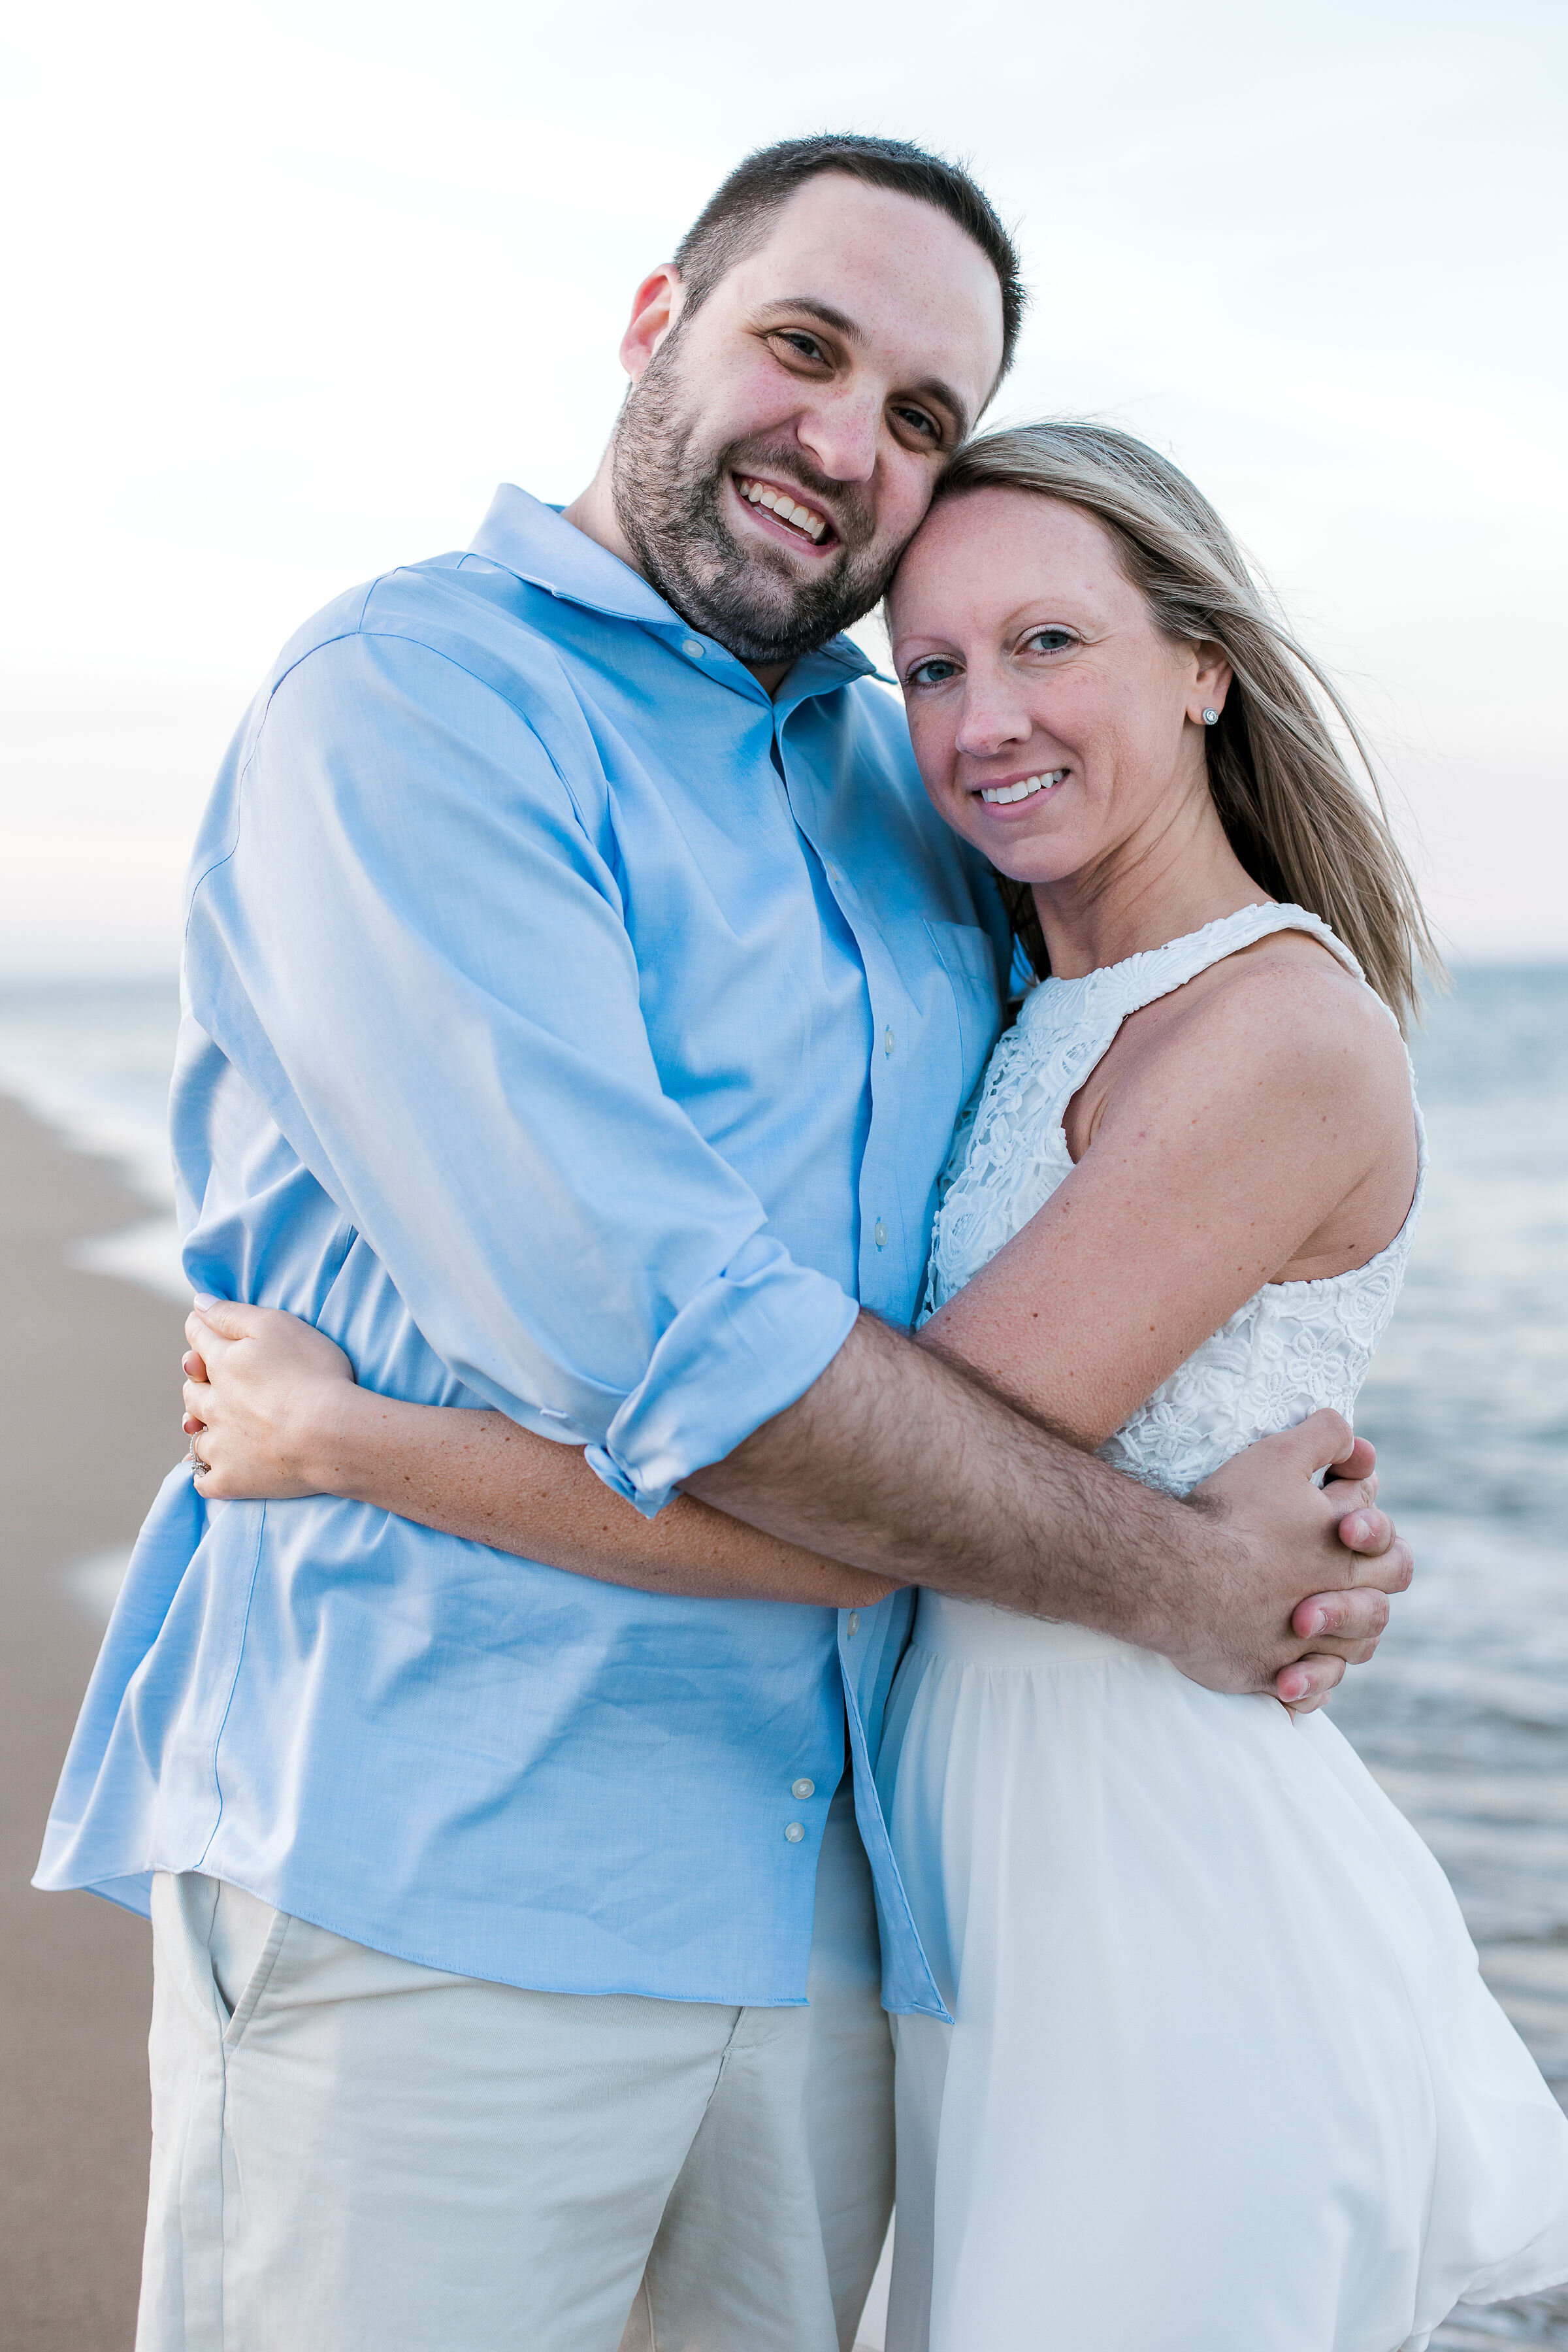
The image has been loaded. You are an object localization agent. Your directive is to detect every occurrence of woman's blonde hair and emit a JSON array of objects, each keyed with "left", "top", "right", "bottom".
[{"left": 927, "top": 420, "right": 1440, "bottom": 1027}]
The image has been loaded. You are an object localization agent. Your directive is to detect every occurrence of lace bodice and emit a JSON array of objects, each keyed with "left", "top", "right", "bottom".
[{"left": 921, "top": 904, "right": 1426, "bottom": 1497}]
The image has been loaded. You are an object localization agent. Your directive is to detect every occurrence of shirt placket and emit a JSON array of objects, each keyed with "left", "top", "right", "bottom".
[{"left": 774, "top": 721, "right": 915, "bottom": 1322}]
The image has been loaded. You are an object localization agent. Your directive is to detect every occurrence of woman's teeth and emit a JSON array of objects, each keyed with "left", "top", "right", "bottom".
[
  {"left": 738, "top": 476, "right": 828, "bottom": 543},
  {"left": 979, "top": 771, "right": 1066, "bottom": 806}
]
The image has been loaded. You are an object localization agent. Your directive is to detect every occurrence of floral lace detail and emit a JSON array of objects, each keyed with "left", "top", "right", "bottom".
[{"left": 921, "top": 904, "right": 1427, "bottom": 1497}]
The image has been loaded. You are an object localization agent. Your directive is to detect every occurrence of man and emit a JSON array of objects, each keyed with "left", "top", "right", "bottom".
[{"left": 39, "top": 135, "right": 1408, "bottom": 2351}]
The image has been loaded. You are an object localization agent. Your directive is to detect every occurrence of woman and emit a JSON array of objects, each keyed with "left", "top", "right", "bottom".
[{"left": 180, "top": 423, "right": 1568, "bottom": 2347}]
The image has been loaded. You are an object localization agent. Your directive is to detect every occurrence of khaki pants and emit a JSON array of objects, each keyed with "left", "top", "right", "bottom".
[{"left": 138, "top": 1782, "right": 894, "bottom": 2351}]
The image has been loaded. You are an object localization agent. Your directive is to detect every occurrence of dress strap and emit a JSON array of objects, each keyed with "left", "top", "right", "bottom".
[{"left": 1075, "top": 902, "right": 1364, "bottom": 1024}]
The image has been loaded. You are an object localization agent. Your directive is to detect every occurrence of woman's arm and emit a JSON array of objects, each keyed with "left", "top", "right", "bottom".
[
  {"left": 181, "top": 1306, "right": 894, "bottom": 1607},
  {"left": 919, "top": 937, "right": 1418, "bottom": 1448},
  {"left": 182, "top": 936, "right": 1411, "bottom": 1614}
]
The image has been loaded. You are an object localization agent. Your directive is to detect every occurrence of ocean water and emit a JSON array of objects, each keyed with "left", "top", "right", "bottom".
[
  {"left": 3, "top": 966, "right": 1565, "bottom": 2344},
  {"left": 0, "top": 975, "right": 186, "bottom": 1298}
]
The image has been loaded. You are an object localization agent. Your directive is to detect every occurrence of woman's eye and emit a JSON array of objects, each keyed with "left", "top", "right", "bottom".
[
  {"left": 906, "top": 657, "right": 962, "bottom": 689},
  {"left": 1026, "top": 628, "right": 1075, "bottom": 655}
]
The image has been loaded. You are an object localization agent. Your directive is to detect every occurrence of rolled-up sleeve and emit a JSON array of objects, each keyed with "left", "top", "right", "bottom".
[{"left": 184, "top": 625, "right": 858, "bottom": 1511}]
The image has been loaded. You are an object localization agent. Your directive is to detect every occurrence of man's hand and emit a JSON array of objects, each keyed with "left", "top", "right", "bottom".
[
  {"left": 1185, "top": 1412, "right": 1413, "bottom": 1712},
  {"left": 181, "top": 1299, "right": 355, "bottom": 1500},
  {"left": 685, "top": 1316, "right": 1413, "bottom": 1702}
]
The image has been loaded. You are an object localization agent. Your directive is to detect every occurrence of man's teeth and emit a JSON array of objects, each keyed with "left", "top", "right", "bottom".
[
  {"left": 738, "top": 476, "right": 828, "bottom": 543},
  {"left": 980, "top": 772, "right": 1066, "bottom": 806}
]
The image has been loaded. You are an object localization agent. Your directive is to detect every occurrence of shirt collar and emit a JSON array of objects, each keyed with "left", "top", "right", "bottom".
[{"left": 468, "top": 483, "right": 885, "bottom": 704}]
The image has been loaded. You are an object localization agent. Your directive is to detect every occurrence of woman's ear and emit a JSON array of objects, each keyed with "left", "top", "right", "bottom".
[{"left": 1188, "top": 640, "right": 1233, "bottom": 726}]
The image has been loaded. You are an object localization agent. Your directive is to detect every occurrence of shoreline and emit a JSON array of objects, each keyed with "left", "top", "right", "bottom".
[
  {"left": 0, "top": 1090, "right": 189, "bottom": 2348},
  {"left": 3, "top": 1031, "right": 1566, "bottom": 2350}
]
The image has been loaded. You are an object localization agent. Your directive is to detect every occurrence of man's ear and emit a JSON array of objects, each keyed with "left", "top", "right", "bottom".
[{"left": 619, "top": 265, "right": 685, "bottom": 383}]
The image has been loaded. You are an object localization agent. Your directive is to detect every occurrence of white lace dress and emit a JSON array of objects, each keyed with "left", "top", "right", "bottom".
[{"left": 879, "top": 905, "right": 1568, "bottom": 2352}]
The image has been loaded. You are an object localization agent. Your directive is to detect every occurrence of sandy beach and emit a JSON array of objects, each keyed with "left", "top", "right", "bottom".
[
  {"left": 1, "top": 967, "right": 1563, "bottom": 2351},
  {"left": 0, "top": 1091, "right": 188, "bottom": 2348}
]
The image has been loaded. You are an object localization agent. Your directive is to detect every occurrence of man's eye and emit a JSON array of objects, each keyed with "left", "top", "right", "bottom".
[
  {"left": 892, "top": 406, "right": 940, "bottom": 442},
  {"left": 1026, "top": 629, "right": 1075, "bottom": 654},
  {"left": 906, "top": 657, "right": 962, "bottom": 689},
  {"left": 774, "top": 331, "right": 828, "bottom": 364}
]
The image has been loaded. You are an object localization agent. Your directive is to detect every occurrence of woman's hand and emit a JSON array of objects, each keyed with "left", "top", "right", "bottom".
[
  {"left": 182, "top": 1299, "right": 355, "bottom": 1501},
  {"left": 179, "top": 1298, "right": 894, "bottom": 1605}
]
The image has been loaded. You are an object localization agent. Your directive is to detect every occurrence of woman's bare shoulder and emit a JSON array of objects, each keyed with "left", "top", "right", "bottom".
[
  {"left": 1078, "top": 924, "right": 1411, "bottom": 1178},
  {"left": 1139, "top": 929, "right": 1403, "bottom": 1092},
  {"left": 1209, "top": 925, "right": 1397, "bottom": 1026},
  {"left": 1080, "top": 926, "right": 1416, "bottom": 1281}
]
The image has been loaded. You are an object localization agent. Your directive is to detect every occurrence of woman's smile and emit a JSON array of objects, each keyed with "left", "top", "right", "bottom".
[{"left": 975, "top": 766, "right": 1068, "bottom": 809}]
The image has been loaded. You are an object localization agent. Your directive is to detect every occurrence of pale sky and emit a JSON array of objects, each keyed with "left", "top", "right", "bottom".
[{"left": 1, "top": 0, "right": 1562, "bottom": 972}]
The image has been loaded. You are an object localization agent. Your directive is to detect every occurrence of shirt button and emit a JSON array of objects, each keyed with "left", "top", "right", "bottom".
[
  {"left": 874, "top": 1220, "right": 887, "bottom": 1250},
  {"left": 681, "top": 638, "right": 706, "bottom": 659},
  {"left": 847, "top": 1612, "right": 860, "bottom": 1637},
  {"left": 784, "top": 1821, "right": 806, "bottom": 1844},
  {"left": 884, "top": 1027, "right": 895, "bottom": 1056},
  {"left": 791, "top": 1778, "right": 815, "bottom": 1801}
]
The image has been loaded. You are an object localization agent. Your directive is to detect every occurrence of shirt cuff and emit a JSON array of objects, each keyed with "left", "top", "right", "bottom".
[{"left": 585, "top": 1232, "right": 859, "bottom": 1516}]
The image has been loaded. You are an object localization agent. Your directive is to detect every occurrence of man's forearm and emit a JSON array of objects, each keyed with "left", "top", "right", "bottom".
[{"left": 683, "top": 1312, "right": 1217, "bottom": 1653}]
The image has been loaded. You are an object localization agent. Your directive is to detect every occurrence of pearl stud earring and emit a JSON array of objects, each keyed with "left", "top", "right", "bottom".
[{"left": 1201, "top": 708, "right": 1220, "bottom": 726}]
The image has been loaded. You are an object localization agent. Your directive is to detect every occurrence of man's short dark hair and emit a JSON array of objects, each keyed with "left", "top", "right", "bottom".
[{"left": 672, "top": 133, "right": 1026, "bottom": 382}]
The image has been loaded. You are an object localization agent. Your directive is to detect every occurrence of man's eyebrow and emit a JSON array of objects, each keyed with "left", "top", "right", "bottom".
[
  {"left": 753, "top": 299, "right": 972, "bottom": 440},
  {"left": 753, "top": 296, "right": 865, "bottom": 342}
]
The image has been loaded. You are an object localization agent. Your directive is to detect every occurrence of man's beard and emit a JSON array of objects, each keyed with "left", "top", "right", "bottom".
[{"left": 610, "top": 330, "right": 900, "bottom": 669}]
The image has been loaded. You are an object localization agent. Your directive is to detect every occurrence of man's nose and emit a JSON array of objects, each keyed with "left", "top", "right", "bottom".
[{"left": 794, "top": 391, "right": 880, "bottom": 484}]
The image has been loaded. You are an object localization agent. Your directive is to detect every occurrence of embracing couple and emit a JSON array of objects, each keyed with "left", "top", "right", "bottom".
[{"left": 39, "top": 133, "right": 1568, "bottom": 2350}]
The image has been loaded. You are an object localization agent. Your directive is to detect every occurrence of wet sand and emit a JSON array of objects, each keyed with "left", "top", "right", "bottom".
[
  {"left": 3, "top": 1045, "right": 1563, "bottom": 2351},
  {"left": 0, "top": 1092, "right": 188, "bottom": 2348}
]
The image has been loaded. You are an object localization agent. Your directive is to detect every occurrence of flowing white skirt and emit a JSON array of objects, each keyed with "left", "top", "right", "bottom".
[{"left": 879, "top": 1593, "right": 1568, "bottom": 2352}]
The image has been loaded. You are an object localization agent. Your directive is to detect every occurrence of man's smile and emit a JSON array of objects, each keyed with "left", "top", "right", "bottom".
[{"left": 732, "top": 472, "right": 837, "bottom": 552}]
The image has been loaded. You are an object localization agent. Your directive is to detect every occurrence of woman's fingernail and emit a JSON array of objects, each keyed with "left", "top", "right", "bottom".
[{"left": 193, "top": 1293, "right": 217, "bottom": 1309}]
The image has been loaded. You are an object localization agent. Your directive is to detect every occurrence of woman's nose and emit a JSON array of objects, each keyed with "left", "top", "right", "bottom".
[{"left": 953, "top": 679, "right": 1034, "bottom": 759}]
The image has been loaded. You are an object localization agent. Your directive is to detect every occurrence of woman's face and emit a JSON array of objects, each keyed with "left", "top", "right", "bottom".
[{"left": 888, "top": 487, "right": 1228, "bottom": 889}]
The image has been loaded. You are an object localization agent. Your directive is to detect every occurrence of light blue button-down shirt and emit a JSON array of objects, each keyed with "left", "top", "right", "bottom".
[{"left": 37, "top": 489, "right": 1007, "bottom": 2015}]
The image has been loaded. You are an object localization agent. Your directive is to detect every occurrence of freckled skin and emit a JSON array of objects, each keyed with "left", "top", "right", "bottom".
[
  {"left": 176, "top": 302, "right": 1413, "bottom": 1707},
  {"left": 890, "top": 487, "right": 1420, "bottom": 1449}
]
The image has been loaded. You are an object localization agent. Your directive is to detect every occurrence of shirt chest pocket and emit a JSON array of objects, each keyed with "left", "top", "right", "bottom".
[{"left": 923, "top": 919, "right": 1004, "bottom": 1102}]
